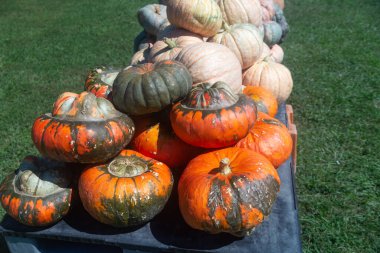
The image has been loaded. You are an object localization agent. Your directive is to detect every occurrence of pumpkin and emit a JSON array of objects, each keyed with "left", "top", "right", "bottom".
[
  {"left": 178, "top": 147, "right": 281, "bottom": 236},
  {"left": 243, "top": 86, "right": 278, "bottom": 117},
  {"left": 270, "top": 44, "right": 284, "bottom": 63},
  {"left": 175, "top": 42, "right": 242, "bottom": 93},
  {"left": 133, "top": 31, "right": 156, "bottom": 53},
  {"left": 260, "top": 0, "right": 276, "bottom": 22},
  {"left": 208, "top": 22, "right": 263, "bottom": 70},
  {"left": 78, "top": 149, "right": 173, "bottom": 227},
  {"left": 166, "top": 0, "right": 222, "bottom": 37},
  {"left": 112, "top": 60, "right": 192, "bottom": 116},
  {"left": 0, "top": 156, "right": 72, "bottom": 226},
  {"left": 150, "top": 33, "right": 203, "bottom": 62},
  {"left": 32, "top": 92, "right": 135, "bottom": 163},
  {"left": 236, "top": 112, "right": 292, "bottom": 167},
  {"left": 242, "top": 58, "right": 293, "bottom": 102},
  {"left": 137, "top": 4, "right": 170, "bottom": 36},
  {"left": 274, "top": 0, "right": 285, "bottom": 9},
  {"left": 84, "top": 67, "right": 120, "bottom": 100},
  {"left": 263, "top": 21, "right": 283, "bottom": 46},
  {"left": 130, "top": 45, "right": 152, "bottom": 65},
  {"left": 171, "top": 82, "right": 257, "bottom": 148},
  {"left": 273, "top": 3, "right": 289, "bottom": 42},
  {"left": 131, "top": 112, "right": 202, "bottom": 170},
  {"left": 156, "top": 25, "right": 203, "bottom": 41},
  {"left": 216, "top": 0, "right": 263, "bottom": 26}
]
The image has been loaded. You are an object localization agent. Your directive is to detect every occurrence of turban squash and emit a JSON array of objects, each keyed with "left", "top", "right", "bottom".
[
  {"left": 236, "top": 112, "right": 292, "bottom": 168},
  {"left": 78, "top": 150, "right": 173, "bottom": 227},
  {"left": 32, "top": 92, "right": 135, "bottom": 163},
  {"left": 170, "top": 81, "right": 257, "bottom": 148},
  {"left": 178, "top": 147, "right": 281, "bottom": 236},
  {"left": 0, "top": 156, "right": 72, "bottom": 226},
  {"left": 84, "top": 66, "right": 120, "bottom": 100}
]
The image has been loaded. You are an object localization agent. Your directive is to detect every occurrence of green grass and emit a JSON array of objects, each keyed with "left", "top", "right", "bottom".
[{"left": 0, "top": 0, "right": 379, "bottom": 252}]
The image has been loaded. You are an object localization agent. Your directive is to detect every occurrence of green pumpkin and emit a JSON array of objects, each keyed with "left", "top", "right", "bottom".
[
  {"left": 263, "top": 21, "right": 283, "bottom": 46},
  {"left": 137, "top": 4, "right": 170, "bottom": 36},
  {"left": 273, "top": 3, "right": 289, "bottom": 43},
  {"left": 112, "top": 60, "right": 193, "bottom": 116}
]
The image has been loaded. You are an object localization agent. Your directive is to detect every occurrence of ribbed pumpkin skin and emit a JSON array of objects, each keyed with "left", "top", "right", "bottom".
[
  {"left": 263, "top": 21, "right": 283, "bottom": 46},
  {"left": 32, "top": 92, "right": 135, "bottom": 163},
  {"left": 235, "top": 112, "right": 292, "bottom": 167},
  {"left": 84, "top": 67, "right": 120, "bottom": 100},
  {"left": 131, "top": 114, "right": 202, "bottom": 170},
  {"left": 243, "top": 59, "right": 293, "bottom": 102},
  {"left": 178, "top": 147, "right": 281, "bottom": 236},
  {"left": 112, "top": 60, "right": 193, "bottom": 116},
  {"left": 216, "top": 0, "right": 263, "bottom": 26},
  {"left": 270, "top": 44, "right": 284, "bottom": 63},
  {"left": 137, "top": 4, "right": 169, "bottom": 36},
  {"left": 175, "top": 42, "right": 243, "bottom": 93},
  {"left": 171, "top": 82, "right": 257, "bottom": 148},
  {"left": 243, "top": 86, "right": 278, "bottom": 117},
  {"left": 260, "top": 0, "right": 276, "bottom": 22},
  {"left": 0, "top": 156, "right": 72, "bottom": 226},
  {"left": 166, "top": 0, "right": 222, "bottom": 37},
  {"left": 78, "top": 150, "right": 173, "bottom": 227},
  {"left": 208, "top": 23, "right": 264, "bottom": 70}
]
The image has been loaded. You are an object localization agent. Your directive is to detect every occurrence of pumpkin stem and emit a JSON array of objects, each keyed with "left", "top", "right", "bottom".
[
  {"left": 219, "top": 158, "right": 232, "bottom": 175},
  {"left": 163, "top": 37, "right": 177, "bottom": 49},
  {"left": 108, "top": 156, "right": 149, "bottom": 178}
]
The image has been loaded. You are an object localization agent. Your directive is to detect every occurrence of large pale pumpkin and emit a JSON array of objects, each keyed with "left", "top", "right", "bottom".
[
  {"left": 175, "top": 42, "right": 242, "bottom": 93},
  {"left": 216, "top": 0, "right": 263, "bottom": 26},
  {"left": 208, "top": 23, "right": 263, "bottom": 70},
  {"left": 130, "top": 45, "right": 153, "bottom": 65},
  {"left": 137, "top": 4, "right": 170, "bottom": 36},
  {"left": 166, "top": 0, "right": 222, "bottom": 37},
  {"left": 243, "top": 59, "right": 293, "bottom": 102}
]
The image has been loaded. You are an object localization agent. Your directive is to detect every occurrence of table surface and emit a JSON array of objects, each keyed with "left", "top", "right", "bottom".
[{"left": 0, "top": 104, "right": 302, "bottom": 253}]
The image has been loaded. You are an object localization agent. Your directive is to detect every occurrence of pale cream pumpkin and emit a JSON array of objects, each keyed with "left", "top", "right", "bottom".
[
  {"left": 216, "top": 0, "right": 263, "bottom": 26},
  {"left": 270, "top": 44, "right": 284, "bottom": 63},
  {"left": 175, "top": 42, "right": 242, "bottom": 93},
  {"left": 166, "top": 0, "right": 222, "bottom": 37},
  {"left": 208, "top": 23, "right": 264, "bottom": 69},
  {"left": 131, "top": 45, "right": 152, "bottom": 65},
  {"left": 260, "top": 0, "right": 276, "bottom": 22},
  {"left": 243, "top": 59, "right": 293, "bottom": 102}
]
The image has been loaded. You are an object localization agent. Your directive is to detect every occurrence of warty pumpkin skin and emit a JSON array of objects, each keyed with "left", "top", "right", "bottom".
[
  {"left": 243, "top": 86, "right": 278, "bottom": 117},
  {"left": 84, "top": 67, "right": 120, "bottom": 100},
  {"left": 242, "top": 58, "right": 293, "bottom": 102},
  {"left": 112, "top": 60, "right": 193, "bottom": 116},
  {"left": 32, "top": 92, "right": 135, "bottom": 163},
  {"left": 137, "top": 4, "right": 170, "bottom": 36},
  {"left": 78, "top": 150, "right": 173, "bottom": 227},
  {"left": 170, "top": 82, "right": 257, "bottom": 148},
  {"left": 208, "top": 23, "right": 264, "bottom": 70},
  {"left": 216, "top": 0, "right": 263, "bottom": 26},
  {"left": 178, "top": 147, "right": 281, "bottom": 236},
  {"left": 0, "top": 156, "right": 72, "bottom": 226},
  {"left": 166, "top": 0, "right": 223, "bottom": 37},
  {"left": 235, "top": 112, "right": 292, "bottom": 168},
  {"left": 273, "top": 3, "right": 289, "bottom": 43},
  {"left": 175, "top": 42, "right": 243, "bottom": 93}
]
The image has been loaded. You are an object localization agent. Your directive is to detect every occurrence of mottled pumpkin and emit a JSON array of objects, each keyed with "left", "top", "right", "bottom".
[
  {"left": 0, "top": 156, "right": 72, "bottom": 226},
  {"left": 166, "top": 0, "right": 222, "bottom": 37},
  {"left": 178, "top": 147, "right": 281, "bottom": 236},
  {"left": 131, "top": 113, "right": 202, "bottom": 170},
  {"left": 208, "top": 23, "right": 264, "bottom": 69},
  {"left": 236, "top": 112, "right": 292, "bottom": 168},
  {"left": 243, "top": 58, "right": 293, "bottom": 102},
  {"left": 216, "top": 0, "right": 263, "bottom": 26},
  {"left": 171, "top": 82, "right": 257, "bottom": 148},
  {"left": 112, "top": 60, "right": 192, "bottom": 116},
  {"left": 137, "top": 4, "right": 170, "bottom": 36},
  {"left": 175, "top": 42, "right": 243, "bottom": 93},
  {"left": 32, "top": 92, "right": 135, "bottom": 163},
  {"left": 243, "top": 86, "right": 278, "bottom": 117},
  {"left": 263, "top": 21, "right": 283, "bottom": 46},
  {"left": 78, "top": 150, "right": 173, "bottom": 227},
  {"left": 84, "top": 67, "right": 120, "bottom": 100}
]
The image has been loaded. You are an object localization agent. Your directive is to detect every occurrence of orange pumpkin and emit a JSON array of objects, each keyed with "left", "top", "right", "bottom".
[
  {"left": 235, "top": 112, "right": 292, "bottom": 168},
  {"left": 171, "top": 82, "right": 257, "bottom": 148},
  {"left": 78, "top": 150, "right": 173, "bottom": 227},
  {"left": 243, "top": 86, "right": 278, "bottom": 117},
  {"left": 178, "top": 147, "right": 281, "bottom": 236}
]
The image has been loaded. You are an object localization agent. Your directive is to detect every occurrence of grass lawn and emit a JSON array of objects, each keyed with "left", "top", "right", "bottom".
[{"left": 0, "top": 0, "right": 379, "bottom": 252}]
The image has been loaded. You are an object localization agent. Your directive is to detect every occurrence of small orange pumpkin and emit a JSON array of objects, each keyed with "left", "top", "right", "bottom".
[
  {"left": 235, "top": 112, "right": 292, "bottom": 168},
  {"left": 178, "top": 147, "right": 281, "bottom": 236},
  {"left": 243, "top": 86, "right": 278, "bottom": 117}
]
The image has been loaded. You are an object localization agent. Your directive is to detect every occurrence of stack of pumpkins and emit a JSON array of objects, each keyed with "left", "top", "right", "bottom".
[{"left": 0, "top": 0, "right": 293, "bottom": 237}]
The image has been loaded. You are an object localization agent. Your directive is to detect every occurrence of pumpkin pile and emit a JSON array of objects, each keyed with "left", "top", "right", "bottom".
[{"left": 0, "top": 0, "right": 294, "bottom": 237}]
